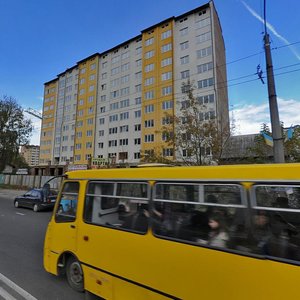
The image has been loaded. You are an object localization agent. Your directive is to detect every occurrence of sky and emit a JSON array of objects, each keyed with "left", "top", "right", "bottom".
[{"left": 1, "top": 0, "right": 300, "bottom": 145}]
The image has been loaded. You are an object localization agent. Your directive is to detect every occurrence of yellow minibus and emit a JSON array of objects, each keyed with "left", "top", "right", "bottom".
[{"left": 44, "top": 163, "right": 300, "bottom": 299}]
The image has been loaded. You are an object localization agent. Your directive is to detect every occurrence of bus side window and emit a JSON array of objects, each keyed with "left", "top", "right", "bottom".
[
  {"left": 84, "top": 181, "right": 149, "bottom": 234},
  {"left": 56, "top": 182, "right": 79, "bottom": 222},
  {"left": 152, "top": 183, "right": 248, "bottom": 251},
  {"left": 252, "top": 184, "right": 300, "bottom": 261}
]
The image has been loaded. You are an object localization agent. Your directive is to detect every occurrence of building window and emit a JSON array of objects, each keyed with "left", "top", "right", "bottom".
[
  {"left": 196, "top": 32, "right": 211, "bottom": 44},
  {"left": 161, "top": 57, "right": 172, "bottom": 67},
  {"left": 197, "top": 46, "right": 212, "bottom": 59},
  {"left": 99, "top": 130, "right": 104, "bottom": 136},
  {"left": 134, "top": 124, "right": 141, "bottom": 131},
  {"left": 162, "top": 100, "right": 173, "bottom": 110},
  {"left": 136, "top": 59, "right": 142, "bottom": 67},
  {"left": 198, "top": 78, "right": 214, "bottom": 89},
  {"left": 180, "top": 55, "right": 189, "bottom": 65},
  {"left": 109, "top": 127, "right": 118, "bottom": 134},
  {"left": 162, "top": 116, "right": 172, "bottom": 125},
  {"left": 119, "top": 152, "right": 128, "bottom": 160},
  {"left": 161, "top": 30, "right": 172, "bottom": 40},
  {"left": 135, "top": 110, "right": 141, "bottom": 118},
  {"left": 135, "top": 72, "right": 142, "bottom": 80},
  {"left": 163, "top": 148, "right": 173, "bottom": 157},
  {"left": 145, "top": 119, "right": 154, "bottom": 128},
  {"left": 161, "top": 43, "right": 172, "bottom": 53},
  {"left": 135, "top": 97, "right": 142, "bottom": 105},
  {"left": 195, "top": 17, "right": 210, "bottom": 29},
  {"left": 120, "top": 112, "right": 129, "bottom": 120},
  {"left": 134, "top": 152, "right": 141, "bottom": 159},
  {"left": 145, "top": 50, "right": 154, "bottom": 59},
  {"left": 180, "top": 41, "right": 189, "bottom": 50},
  {"left": 197, "top": 62, "right": 213, "bottom": 73},
  {"left": 120, "top": 99, "right": 129, "bottom": 108},
  {"left": 136, "top": 47, "right": 142, "bottom": 55},
  {"left": 135, "top": 84, "right": 142, "bottom": 93},
  {"left": 145, "top": 104, "right": 154, "bottom": 113},
  {"left": 162, "top": 86, "right": 172, "bottom": 96},
  {"left": 108, "top": 140, "right": 117, "bottom": 147},
  {"left": 145, "top": 63, "right": 154, "bottom": 73},
  {"left": 109, "top": 140, "right": 117, "bottom": 148},
  {"left": 145, "top": 134, "right": 154, "bottom": 143},
  {"left": 109, "top": 114, "right": 118, "bottom": 122},
  {"left": 120, "top": 125, "right": 129, "bottom": 132},
  {"left": 145, "top": 37, "right": 154, "bottom": 46},
  {"left": 181, "top": 70, "right": 190, "bottom": 79},
  {"left": 119, "top": 139, "right": 128, "bottom": 146},
  {"left": 197, "top": 94, "right": 215, "bottom": 104},
  {"left": 180, "top": 27, "right": 188, "bottom": 36},
  {"left": 161, "top": 72, "right": 172, "bottom": 81},
  {"left": 145, "top": 77, "right": 154, "bottom": 86},
  {"left": 134, "top": 138, "right": 141, "bottom": 145},
  {"left": 144, "top": 90, "right": 154, "bottom": 100}
]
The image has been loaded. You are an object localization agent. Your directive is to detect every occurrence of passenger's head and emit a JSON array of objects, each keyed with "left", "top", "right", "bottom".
[
  {"left": 208, "top": 213, "right": 225, "bottom": 230},
  {"left": 254, "top": 211, "right": 269, "bottom": 227}
]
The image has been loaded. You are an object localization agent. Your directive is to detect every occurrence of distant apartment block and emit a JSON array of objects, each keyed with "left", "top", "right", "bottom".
[
  {"left": 40, "top": 1, "right": 229, "bottom": 167},
  {"left": 20, "top": 145, "right": 40, "bottom": 166}
]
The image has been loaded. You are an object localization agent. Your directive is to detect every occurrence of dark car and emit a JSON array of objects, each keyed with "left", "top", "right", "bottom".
[{"left": 14, "top": 188, "right": 58, "bottom": 212}]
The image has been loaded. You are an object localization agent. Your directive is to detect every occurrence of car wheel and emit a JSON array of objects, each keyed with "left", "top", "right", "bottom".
[
  {"left": 66, "top": 256, "right": 84, "bottom": 292},
  {"left": 33, "top": 204, "right": 40, "bottom": 212},
  {"left": 14, "top": 201, "right": 19, "bottom": 208}
]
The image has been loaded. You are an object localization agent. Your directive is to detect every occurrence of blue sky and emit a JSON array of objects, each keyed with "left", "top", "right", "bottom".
[{"left": 1, "top": 0, "right": 299, "bottom": 144}]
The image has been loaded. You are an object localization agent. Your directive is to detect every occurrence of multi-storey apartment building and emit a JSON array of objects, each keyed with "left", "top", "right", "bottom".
[
  {"left": 39, "top": 1, "right": 229, "bottom": 167},
  {"left": 20, "top": 145, "right": 40, "bottom": 166}
]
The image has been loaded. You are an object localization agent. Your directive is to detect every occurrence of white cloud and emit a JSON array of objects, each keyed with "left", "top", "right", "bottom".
[
  {"left": 241, "top": 1, "right": 300, "bottom": 60},
  {"left": 232, "top": 98, "right": 300, "bottom": 135}
]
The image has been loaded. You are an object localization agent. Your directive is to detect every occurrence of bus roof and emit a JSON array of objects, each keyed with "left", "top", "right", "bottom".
[{"left": 65, "top": 163, "right": 300, "bottom": 182}]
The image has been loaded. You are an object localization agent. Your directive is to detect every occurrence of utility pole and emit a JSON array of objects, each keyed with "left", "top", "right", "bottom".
[{"left": 263, "top": 0, "right": 285, "bottom": 163}]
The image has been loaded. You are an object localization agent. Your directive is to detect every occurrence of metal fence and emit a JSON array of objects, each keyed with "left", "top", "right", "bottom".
[{"left": 0, "top": 174, "right": 63, "bottom": 190}]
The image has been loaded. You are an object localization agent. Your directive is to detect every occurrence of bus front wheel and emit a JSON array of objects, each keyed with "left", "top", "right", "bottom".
[{"left": 66, "top": 256, "right": 84, "bottom": 292}]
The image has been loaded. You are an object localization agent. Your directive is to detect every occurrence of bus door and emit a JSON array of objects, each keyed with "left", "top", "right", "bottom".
[{"left": 50, "top": 181, "right": 80, "bottom": 255}]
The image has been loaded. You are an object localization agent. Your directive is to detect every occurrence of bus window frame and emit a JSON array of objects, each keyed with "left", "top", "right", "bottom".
[
  {"left": 55, "top": 181, "right": 80, "bottom": 223},
  {"left": 83, "top": 180, "right": 151, "bottom": 233},
  {"left": 151, "top": 181, "right": 249, "bottom": 247},
  {"left": 250, "top": 183, "right": 300, "bottom": 212},
  {"left": 153, "top": 181, "right": 247, "bottom": 208}
]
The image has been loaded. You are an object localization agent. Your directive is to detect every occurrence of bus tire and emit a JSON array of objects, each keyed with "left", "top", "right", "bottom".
[{"left": 66, "top": 256, "right": 84, "bottom": 292}]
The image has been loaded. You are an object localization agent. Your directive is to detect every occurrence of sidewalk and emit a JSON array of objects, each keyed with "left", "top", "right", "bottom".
[{"left": 0, "top": 188, "right": 27, "bottom": 198}]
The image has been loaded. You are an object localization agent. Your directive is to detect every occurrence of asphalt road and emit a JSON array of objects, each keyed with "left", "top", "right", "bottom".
[{"left": 0, "top": 188, "right": 85, "bottom": 300}]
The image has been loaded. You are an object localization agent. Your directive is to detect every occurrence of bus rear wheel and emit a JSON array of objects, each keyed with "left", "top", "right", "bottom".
[{"left": 66, "top": 256, "right": 84, "bottom": 292}]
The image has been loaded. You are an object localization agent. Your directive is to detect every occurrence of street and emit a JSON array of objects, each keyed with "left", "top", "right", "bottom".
[{"left": 0, "top": 189, "right": 85, "bottom": 300}]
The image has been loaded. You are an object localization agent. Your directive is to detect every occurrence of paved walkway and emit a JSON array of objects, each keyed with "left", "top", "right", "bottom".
[{"left": 0, "top": 188, "right": 27, "bottom": 198}]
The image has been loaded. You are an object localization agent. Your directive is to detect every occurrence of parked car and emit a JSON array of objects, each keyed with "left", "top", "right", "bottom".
[{"left": 14, "top": 188, "right": 58, "bottom": 212}]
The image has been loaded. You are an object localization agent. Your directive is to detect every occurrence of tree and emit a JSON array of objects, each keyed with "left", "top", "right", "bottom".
[
  {"left": 161, "top": 81, "right": 230, "bottom": 166},
  {"left": 247, "top": 123, "right": 273, "bottom": 162},
  {"left": 248, "top": 123, "right": 300, "bottom": 163},
  {"left": 284, "top": 126, "right": 300, "bottom": 162},
  {"left": 0, "top": 96, "right": 33, "bottom": 172}
]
